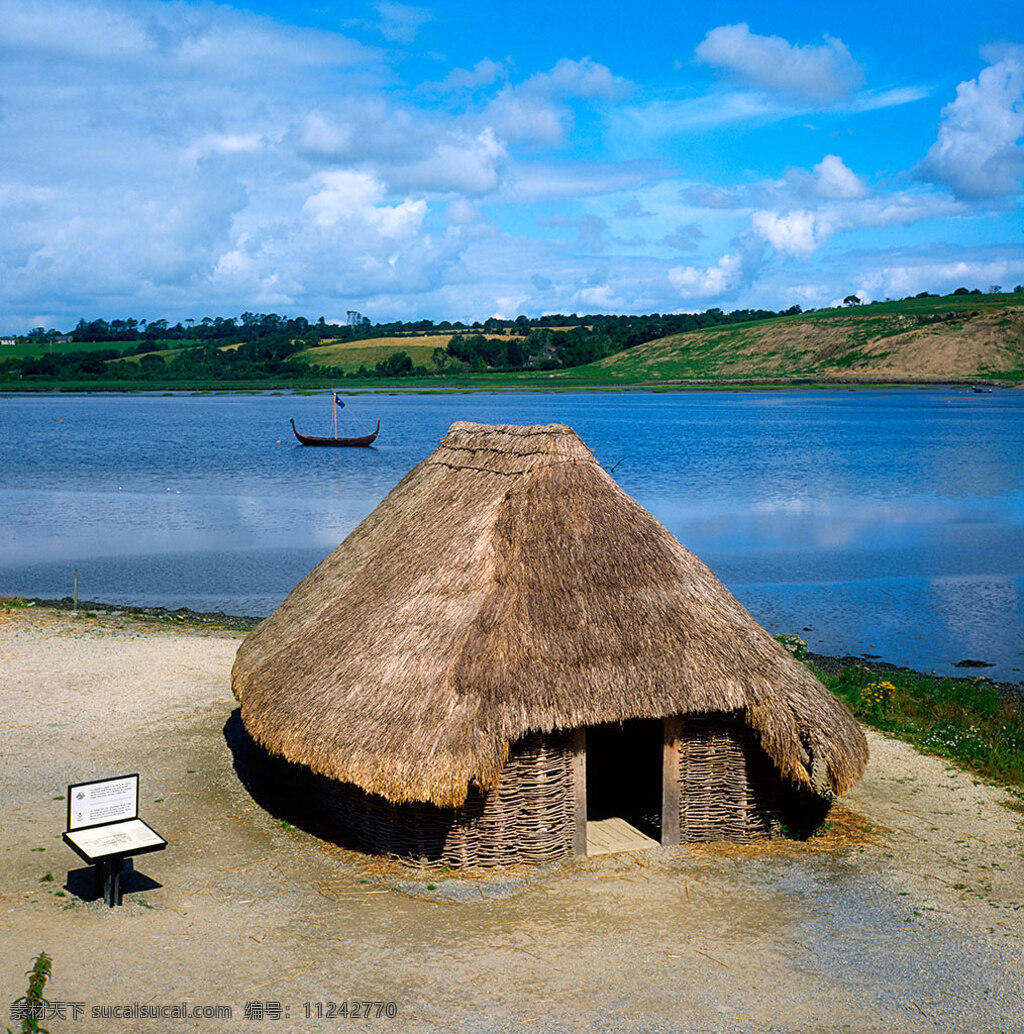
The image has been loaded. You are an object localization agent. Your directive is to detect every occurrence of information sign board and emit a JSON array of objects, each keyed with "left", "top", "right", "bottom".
[
  {"left": 63, "top": 818, "right": 166, "bottom": 863},
  {"left": 67, "top": 773, "right": 138, "bottom": 831}
]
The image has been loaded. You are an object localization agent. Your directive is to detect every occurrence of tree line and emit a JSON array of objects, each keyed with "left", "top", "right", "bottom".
[{"left": 5, "top": 289, "right": 1017, "bottom": 384}]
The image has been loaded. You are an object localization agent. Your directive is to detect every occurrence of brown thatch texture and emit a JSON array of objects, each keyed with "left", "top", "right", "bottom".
[{"left": 232, "top": 422, "right": 868, "bottom": 807}]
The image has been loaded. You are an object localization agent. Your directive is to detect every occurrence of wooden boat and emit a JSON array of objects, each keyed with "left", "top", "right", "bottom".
[{"left": 289, "top": 418, "right": 380, "bottom": 447}]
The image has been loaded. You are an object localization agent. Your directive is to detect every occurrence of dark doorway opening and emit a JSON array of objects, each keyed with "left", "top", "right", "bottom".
[{"left": 586, "top": 718, "right": 662, "bottom": 840}]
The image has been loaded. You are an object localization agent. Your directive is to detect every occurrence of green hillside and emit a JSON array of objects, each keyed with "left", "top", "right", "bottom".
[{"left": 552, "top": 294, "right": 1024, "bottom": 384}]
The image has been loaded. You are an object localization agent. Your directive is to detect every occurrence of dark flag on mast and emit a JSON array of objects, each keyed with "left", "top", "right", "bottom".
[{"left": 334, "top": 395, "right": 345, "bottom": 408}]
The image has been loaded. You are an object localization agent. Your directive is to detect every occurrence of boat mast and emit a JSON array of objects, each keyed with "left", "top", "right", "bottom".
[{"left": 333, "top": 393, "right": 338, "bottom": 438}]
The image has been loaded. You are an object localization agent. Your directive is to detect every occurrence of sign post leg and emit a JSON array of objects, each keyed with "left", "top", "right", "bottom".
[{"left": 102, "top": 856, "right": 124, "bottom": 907}]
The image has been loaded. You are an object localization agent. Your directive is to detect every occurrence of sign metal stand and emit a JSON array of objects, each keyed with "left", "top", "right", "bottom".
[{"left": 62, "top": 773, "right": 166, "bottom": 907}]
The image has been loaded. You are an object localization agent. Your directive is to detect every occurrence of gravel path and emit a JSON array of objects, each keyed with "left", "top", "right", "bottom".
[{"left": 1, "top": 608, "right": 1021, "bottom": 1033}]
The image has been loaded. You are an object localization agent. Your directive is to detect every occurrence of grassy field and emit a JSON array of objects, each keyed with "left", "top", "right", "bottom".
[
  {"left": 791, "top": 645, "right": 1024, "bottom": 793},
  {"left": 1, "top": 339, "right": 154, "bottom": 359},
  {"left": 550, "top": 293, "right": 1024, "bottom": 384},
  {"left": 293, "top": 333, "right": 513, "bottom": 373},
  {"left": 294, "top": 334, "right": 451, "bottom": 372}
]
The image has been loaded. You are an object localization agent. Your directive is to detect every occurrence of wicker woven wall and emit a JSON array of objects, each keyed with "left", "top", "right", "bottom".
[
  {"left": 271, "top": 713, "right": 825, "bottom": 867},
  {"left": 317, "top": 730, "right": 577, "bottom": 867},
  {"left": 674, "top": 715, "right": 784, "bottom": 842}
]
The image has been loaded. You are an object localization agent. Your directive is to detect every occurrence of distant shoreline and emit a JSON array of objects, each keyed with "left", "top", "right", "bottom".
[
  {"left": 11, "top": 594, "right": 1022, "bottom": 702},
  {"left": 0, "top": 377, "right": 1017, "bottom": 394}
]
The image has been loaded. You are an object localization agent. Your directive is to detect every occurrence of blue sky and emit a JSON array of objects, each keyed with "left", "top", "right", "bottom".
[{"left": 1, "top": 0, "right": 1022, "bottom": 330}]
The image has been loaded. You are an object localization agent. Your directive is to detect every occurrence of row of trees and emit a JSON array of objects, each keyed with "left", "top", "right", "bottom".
[
  {"left": 9, "top": 286, "right": 1024, "bottom": 345},
  {"left": 6, "top": 289, "right": 1020, "bottom": 383},
  {"left": 11, "top": 305, "right": 799, "bottom": 349}
]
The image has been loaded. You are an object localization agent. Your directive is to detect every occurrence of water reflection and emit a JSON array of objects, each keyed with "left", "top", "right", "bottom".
[{"left": 1, "top": 389, "right": 1021, "bottom": 680}]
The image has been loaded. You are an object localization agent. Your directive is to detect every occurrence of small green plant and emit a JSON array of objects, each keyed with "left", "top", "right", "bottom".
[
  {"left": 277, "top": 820, "right": 295, "bottom": 831},
  {"left": 813, "top": 661, "right": 1024, "bottom": 787},
  {"left": 774, "top": 634, "right": 808, "bottom": 660},
  {"left": 38, "top": 873, "right": 52, "bottom": 883},
  {"left": 426, "top": 883, "right": 437, "bottom": 891},
  {"left": 858, "top": 679, "right": 896, "bottom": 719},
  {"left": 8, "top": 950, "right": 53, "bottom": 1034}
]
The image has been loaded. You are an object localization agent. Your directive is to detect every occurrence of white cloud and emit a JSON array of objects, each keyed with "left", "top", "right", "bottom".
[
  {"left": 855, "top": 256, "right": 1024, "bottom": 299},
  {"left": 0, "top": 0, "right": 1016, "bottom": 330},
  {"left": 0, "top": 0, "right": 379, "bottom": 77},
  {"left": 748, "top": 191, "right": 959, "bottom": 258},
  {"left": 850, "top": 85, "right": 931, "bottom": 112},
  {"left": 375, "top": 2, "right": 431, "bottom": 44},
  {"left": 751, "top": 209, "right": 831, "bottom": 255},
  {"left": 445, "top": 199, "right": 483, "bottom": 226},
  {"left": 302, "top": 171, "right": 426, "bottom": 237},
  {"left": 696, "top": 23, "right": 864, "bottom": 104},
  {"left": 482, "top": 92, "right": 566, "bottom": 146},
  {"left": 526, "top": 57, "right": 632, "bottom": 102},
  {"left": 501, "top": 161, "right": 666, "bottom": 202},
  {"left": 917, "top": 54, "right": 1024, "bottom": 199},
  {"left": 182, "top": 132, "right": 265, "bottom": 166},
  {"left": 297, "top": 112, "right": 356, "bottom": 160},
  {"left": 426, "top": 58, "right": 509, "bottom": 93},
  {"left": 574, "top": 283, "right": 622, "bottom": 309},
  {"left": 811, "top": 155, "right": 867, "bottom": 199},
  {"left": 482, "top": 58, "right": 631, "bottom": 146},
  {"left": 388, "top": 129, "right": 506, "bottom": 195},
  {"left": 669, "top": 251, "right": 744, "bottom": 297}
]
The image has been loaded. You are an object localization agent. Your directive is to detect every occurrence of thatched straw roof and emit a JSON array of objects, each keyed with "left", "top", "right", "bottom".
[{"left": 232, "top": 422, "right": 868, "bottom": 808}]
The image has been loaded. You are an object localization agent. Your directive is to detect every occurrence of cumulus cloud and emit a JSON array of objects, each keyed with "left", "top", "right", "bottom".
[
  {"left": 811, "top": 155, "right": 867, "bottom": 199},
  {"left": 669, "top": 251, "right": 744, "bottom": 297},
  {"left": 526, "top": 57, "right": 632, "bottom": 102},
  {"left": 747, "top": 190, "right": 960, "bottom": 258},
  {"left": 302, "top": 170, "right": 426, "bottom": 237},
  {"left": 574, "top": 282, "right": 622, "bottom": 309},
  {"left": 917, "top": 54, "right": 1024, "bottom": 199},
  {"left": 696, "top": 23, "right": 864, "bottom": 104},
  {"left": 751, "top": 209, "right": 832, "bottom": 255},
  {"left": 855, "top": 253, "right": 1024, "bottom": 300},
  {"left": 483, "top": 92, "right": 566, "bottom": 146},
  {"left": 0, "top": 0, "right": 1014, "bottom": 329},
  {"left": 482, "top": 58, "right": 631, "bottom": 147}
]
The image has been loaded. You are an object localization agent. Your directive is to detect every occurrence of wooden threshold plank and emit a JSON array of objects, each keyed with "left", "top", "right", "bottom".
[{"left": 586, "top": 817, "right": 659, "bottom": 856}]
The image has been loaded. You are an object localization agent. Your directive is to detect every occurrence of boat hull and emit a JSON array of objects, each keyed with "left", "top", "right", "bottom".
[{"left": 290, "top": 419, "right": 380, "bottom": 447}]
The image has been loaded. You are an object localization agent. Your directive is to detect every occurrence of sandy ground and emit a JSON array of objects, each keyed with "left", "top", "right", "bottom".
[{"left": 1, "top": 608, "right": 1022, "bottom": 1034}]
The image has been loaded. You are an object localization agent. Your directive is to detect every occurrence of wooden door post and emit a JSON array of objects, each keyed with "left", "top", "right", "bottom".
[
  {"left": 571, "top": 728, "right": 587, "bottom": 856},
  {"left": 662, "top": 716, "right": 681, "bottom": 846}
]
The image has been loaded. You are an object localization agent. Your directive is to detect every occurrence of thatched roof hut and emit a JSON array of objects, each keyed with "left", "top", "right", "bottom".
[{"left": 233, "top": 422, "right": 868, "bottom": 865}]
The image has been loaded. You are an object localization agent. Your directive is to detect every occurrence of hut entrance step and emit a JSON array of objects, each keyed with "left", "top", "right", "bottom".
[{"left": 585, "top": 817, "right": 659, "bottom": 856}]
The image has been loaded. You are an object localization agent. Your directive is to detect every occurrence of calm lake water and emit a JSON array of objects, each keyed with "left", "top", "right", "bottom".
[{"left": 2, "top": 388, "right": 1022, "bottom": 681}]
